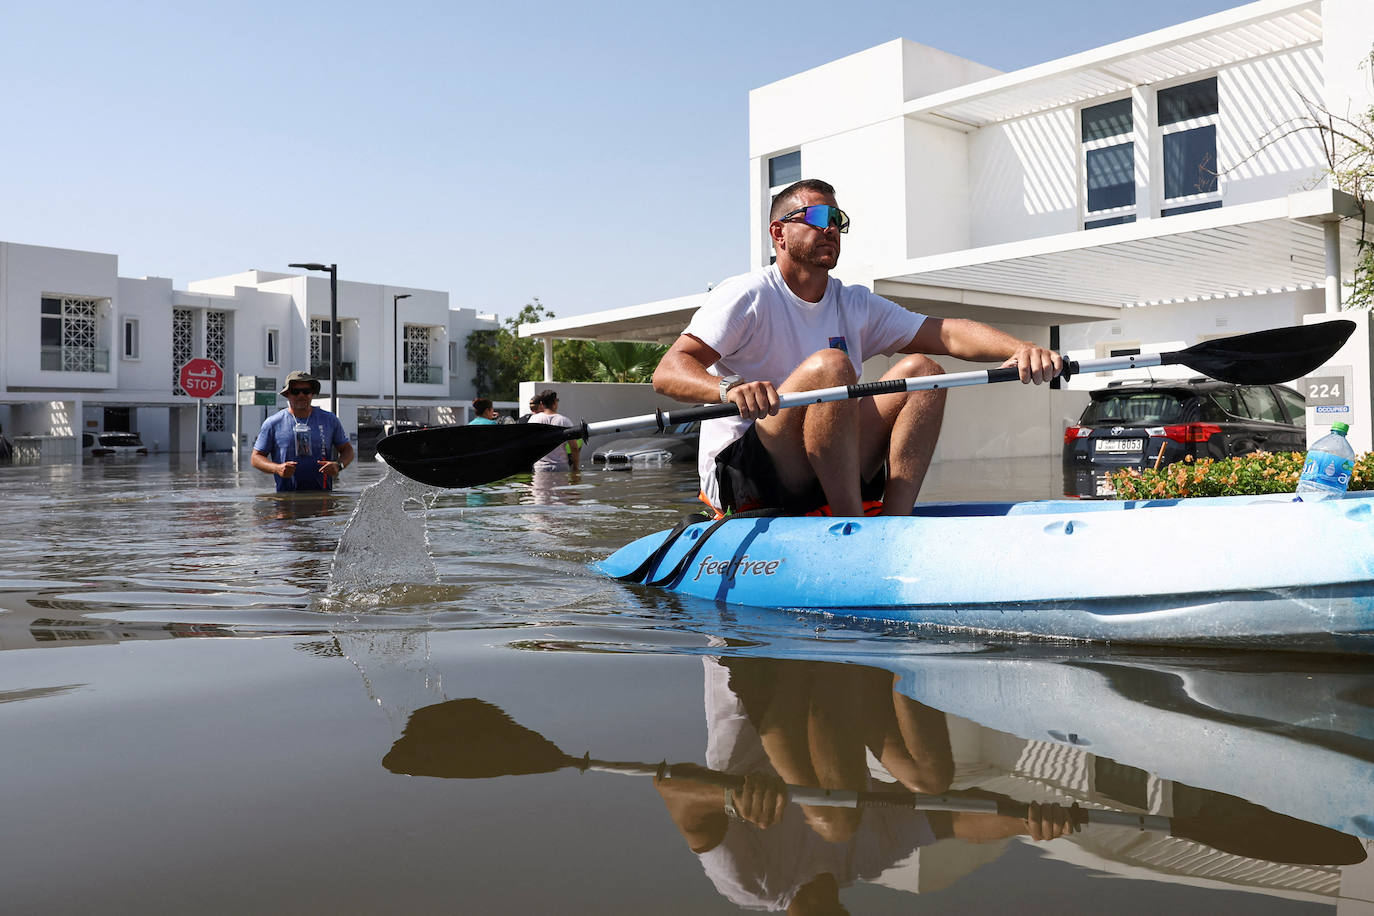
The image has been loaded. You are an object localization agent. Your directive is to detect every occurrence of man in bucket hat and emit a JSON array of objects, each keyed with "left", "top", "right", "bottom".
[{"left": 250, "top": 370, "right": 355, "bottom": 491}]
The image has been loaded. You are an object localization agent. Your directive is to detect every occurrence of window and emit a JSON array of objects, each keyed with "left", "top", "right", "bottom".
[
  {"left": 1080, "top": 76, "right": 1223, "bottom": 227},
  {"left": 41, "top": 295, "right": 108, "bottom": 372},
  {"left": 1082, "top": 99, "right": 1135, "bottom": 229},
  {"left": 122, "top": 318, "right": 140, "bottom": 360},
  {"left": 1159, "top": 77, "right": 1220, "bottom": 216},
  {"left": 1276, "top": 386, "right": 1306, "bottom": 425},
  {"left": 766, "top": 150, "right": 803, "bottom": 265},
  {"left": 403, "top": 325, "right": 441, "bottom": 384},
  {"left": 448, "top": 341, "right": 459, "bottom": 375},
  {"left": 1208, "top": 389, "right": 1244, "bottom": 418},
  {"left": 266, "top": 328, "right": 280, "bottom": 367},
  {"left": 1082, "top": 392, "right": 1186, "bottom": 424},
  {"left": 206, "top": 310, "right": 227, "bottom": 370},
  {"left": 310, "top": 318, "right": 334, "bottom": 378},
  {"left": 768, "top": 150, "right": 801, "bottom": 190},
  {"left": 1240, "top": 386, "right": 1285, "bottom": 424},
  {"left": 172, "top": 308, "right": 193, "bottom": 393}
]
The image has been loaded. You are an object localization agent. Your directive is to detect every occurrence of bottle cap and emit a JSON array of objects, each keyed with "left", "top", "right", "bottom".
[{"left": 1332, "top": 422, "right": 1350, "bottom": 435}]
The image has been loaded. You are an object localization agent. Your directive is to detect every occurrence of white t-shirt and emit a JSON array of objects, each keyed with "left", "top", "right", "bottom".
[
  {"left": 683, "top": 265, "right": 927, "bottom": 507},
  {"left": 696, "top": 658, "right": 935, "bottom": 911},
  {"left": 527, "top": 411, "right": 575, "bottom": 470}
]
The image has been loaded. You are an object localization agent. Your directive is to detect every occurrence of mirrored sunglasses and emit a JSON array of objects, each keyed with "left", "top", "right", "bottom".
[{"left": 779, "top": 204, "right": 849, "bottom": 233}]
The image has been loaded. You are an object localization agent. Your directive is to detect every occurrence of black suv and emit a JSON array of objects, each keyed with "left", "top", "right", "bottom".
[{"left": 1063, "top": 379, "right": 1306, "bottom": 498}]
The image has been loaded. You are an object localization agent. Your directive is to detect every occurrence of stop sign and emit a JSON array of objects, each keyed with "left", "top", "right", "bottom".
[{"left": 178, "top": 358, "right": 223, "bottom": 398}]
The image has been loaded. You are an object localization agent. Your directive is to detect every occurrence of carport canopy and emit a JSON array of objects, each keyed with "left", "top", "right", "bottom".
[{"left": 519, "top": 188, "right": 1364, "bottom": 351}]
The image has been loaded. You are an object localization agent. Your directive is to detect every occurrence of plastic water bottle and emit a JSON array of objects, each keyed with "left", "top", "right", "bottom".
[{"left": 1296, "top": 422, "right": 1355, "bottom": 496}]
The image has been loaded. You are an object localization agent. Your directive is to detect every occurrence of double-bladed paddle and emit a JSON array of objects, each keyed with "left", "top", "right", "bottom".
[
  {"left": 378, "top": 320, "right": 1355, "bottom": 489},
  {"left": 381, "top": 697, "right": 1368, "bottom": 865},
  {"left": 382, "top": 698, "right": 1143, "bottom": 829}
]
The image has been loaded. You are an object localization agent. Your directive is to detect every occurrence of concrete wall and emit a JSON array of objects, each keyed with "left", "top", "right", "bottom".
[
  {"left": 517, "top": 381, "right": 660, "bottom": 455},
  {"left": 448, "top": 307, "right": 501, "bottom": 402},
  {"left": 1056, "top": 290, "right": 1326, "bottom": 390},
  {"left": 966, "top": 44, "right": 1334, "bottom": 247},
  {"left": 968, "top": 108, "right": 1079, "bottom": 246},
  {"left": 748, "top": 40, "right": 999, "bottom": 271},
  {"left": 1322, "top": 0, "right": 1374, "bottom": 121},
  {"left": 1, "top": 242, "right": 118, "bottom": 389}
]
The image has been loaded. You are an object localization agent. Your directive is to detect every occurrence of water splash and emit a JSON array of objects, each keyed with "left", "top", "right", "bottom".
[{"left": 328, "top": 469, "right": 441, "bottom": 596}]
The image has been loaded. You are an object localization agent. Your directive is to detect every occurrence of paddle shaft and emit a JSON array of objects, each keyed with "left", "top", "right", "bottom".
[
  {"left": 376, "top": 320, "right": 1352, "bottom": 488},
  {"left": 584, "top": 756, "right": 1169, "bottom": 832},
  {"left": 579, "top": 351, "right": 1173, "bottom": 440}
]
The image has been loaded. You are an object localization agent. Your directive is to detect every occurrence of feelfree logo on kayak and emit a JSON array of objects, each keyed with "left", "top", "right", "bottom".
[{"left": 692, "top": 555, "right": 783, "bottom": 582}]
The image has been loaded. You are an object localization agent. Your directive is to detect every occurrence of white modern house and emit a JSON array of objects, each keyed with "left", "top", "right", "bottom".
[
  {"left": 520, "top": 0, "right": 1374, "bottom": 468},
  {"left": 0, "top": 241, "right": 499, "bottom": 457}
]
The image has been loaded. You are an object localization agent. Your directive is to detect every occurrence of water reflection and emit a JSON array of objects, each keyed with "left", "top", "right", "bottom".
[
  {"left": 379, "top": 653, "right": 1370, "bottom": 911},
  {"left": 4, "top": 457, "right": 1373, "bottom": 912}
]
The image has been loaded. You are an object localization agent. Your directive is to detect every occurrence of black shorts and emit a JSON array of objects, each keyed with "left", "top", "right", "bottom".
[{"left": 714, "top": 425, "right": 885, "bottom": 515}]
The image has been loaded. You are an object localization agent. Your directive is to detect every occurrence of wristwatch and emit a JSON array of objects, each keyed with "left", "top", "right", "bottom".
[{"left": 719, "top": 375, "right": 742, "bottom": 403}]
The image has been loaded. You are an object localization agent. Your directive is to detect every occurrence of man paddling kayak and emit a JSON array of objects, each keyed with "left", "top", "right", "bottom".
[{"left": 652, "top": 178, "right": 1062, "bottom": 517}]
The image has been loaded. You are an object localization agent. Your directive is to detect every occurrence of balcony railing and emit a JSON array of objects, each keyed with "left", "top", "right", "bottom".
[
  {"left": 404, "top": 364, "right": 444, "bottom": 385},
  {"left": 41, "top": 347, "right": 110, "bottom": 373},
  {"left": 309, "top": 360, "right": 356, "bottom": 381}
]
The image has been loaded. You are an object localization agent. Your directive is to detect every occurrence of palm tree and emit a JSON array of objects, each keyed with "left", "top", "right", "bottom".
[{"left": 588, "top": 341, "right": 668, "bottom": 383}]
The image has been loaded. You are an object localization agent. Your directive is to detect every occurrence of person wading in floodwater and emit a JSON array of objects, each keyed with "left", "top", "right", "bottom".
[{"left": 251, "top": 370, "right": 355, "bottom": 491}]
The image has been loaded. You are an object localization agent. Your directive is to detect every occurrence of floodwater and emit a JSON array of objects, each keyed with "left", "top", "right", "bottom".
[{"left": 1, "top": 454, "right": 1370, "bottom": 915}]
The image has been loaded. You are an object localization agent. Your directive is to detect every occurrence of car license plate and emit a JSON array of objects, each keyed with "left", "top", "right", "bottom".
[{"left": 1095, "top": 438, "right": 1144, "bottom": 453}]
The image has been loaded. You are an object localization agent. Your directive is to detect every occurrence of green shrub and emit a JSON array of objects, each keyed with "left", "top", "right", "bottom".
[{"left": 1107, "top": 451, "right": 1374, "bottom": 500}]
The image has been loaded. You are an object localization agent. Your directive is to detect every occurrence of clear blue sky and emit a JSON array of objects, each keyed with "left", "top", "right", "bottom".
[{"left": 2, "top": 0, "right": 1242, "bottom": 322}]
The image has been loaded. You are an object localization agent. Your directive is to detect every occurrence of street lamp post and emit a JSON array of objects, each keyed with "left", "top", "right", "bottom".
[
  {"left": 288, "top": 262, "right": 339, "bottom": 415},
  {"left": 392, "top": 293, "right": 411, "bottom": 431}
]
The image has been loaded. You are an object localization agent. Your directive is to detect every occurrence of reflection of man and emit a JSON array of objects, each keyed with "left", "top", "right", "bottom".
[
  {"left": 654, "top": 658, "right": 1077, "bottom": 913},
  {"left": 251, "top": 371, "right": 354, "bottom": 491}
]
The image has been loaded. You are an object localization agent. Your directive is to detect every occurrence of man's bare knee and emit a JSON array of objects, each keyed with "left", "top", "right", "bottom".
[
  {"left": 888, "top": 353, "right": 944, "bottom": 379},
  {"left": 789, "top": 348, "right": 857, "bottom": 388}
]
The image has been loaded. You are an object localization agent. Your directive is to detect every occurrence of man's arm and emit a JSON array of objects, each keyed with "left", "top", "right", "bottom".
[
  {"left": 251, "top": 449, "right": 294, "bottom": 478},
  {"left": 927, "top": 801, "right": 1081, "bottom": 843},
  {"left": 327, "top": 441, "right": 356, "bottom": 477},
  {"left": 652, "top": 334, "right": 779, "bottom": 420},
  {"left": 902, "top": 317, "right": 1062, "bottom": 384}
]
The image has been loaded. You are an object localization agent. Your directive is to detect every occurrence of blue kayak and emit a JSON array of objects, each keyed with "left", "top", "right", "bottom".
[{"left": 594, "top": 491, "right": 1374, "bottom": 651}]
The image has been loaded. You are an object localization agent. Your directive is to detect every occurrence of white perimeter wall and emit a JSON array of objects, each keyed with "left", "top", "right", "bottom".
[{"left": 517, "top": 381, "right": 661, "bottom": 454}]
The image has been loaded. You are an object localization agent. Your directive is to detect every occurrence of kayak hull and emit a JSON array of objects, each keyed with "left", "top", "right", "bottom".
[{"left": 594, "top": 492, "right": 1374, "bottom": 650}]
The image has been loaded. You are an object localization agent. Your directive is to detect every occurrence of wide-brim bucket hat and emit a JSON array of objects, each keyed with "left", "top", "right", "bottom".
[{"left": 280, "top": 370, "right": 322, "bottom": 396}]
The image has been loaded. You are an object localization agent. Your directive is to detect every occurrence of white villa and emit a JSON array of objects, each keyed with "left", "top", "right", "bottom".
[
  {"left": 0, "top": 243, "right": 499, "bottom": 457},
  {"left": 520, "top": 0, "right": 1374, "bottom": 463}
]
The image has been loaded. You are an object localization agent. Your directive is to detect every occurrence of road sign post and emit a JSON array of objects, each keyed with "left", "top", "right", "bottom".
[
  {"left": 178, "top": 358, "right": 224, "bottom": 465},
  {"left": 233, "top": 375, "right": 277, "bottom": 473}
]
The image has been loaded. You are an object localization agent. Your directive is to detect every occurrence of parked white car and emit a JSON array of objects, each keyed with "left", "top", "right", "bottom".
[{"left": 82, "top": 432, "right": 149, "bottom": 458}]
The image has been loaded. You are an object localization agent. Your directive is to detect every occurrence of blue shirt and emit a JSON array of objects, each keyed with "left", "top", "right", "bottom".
[{"left": 253, "top": 408, "right": 350, "bottom": 492}]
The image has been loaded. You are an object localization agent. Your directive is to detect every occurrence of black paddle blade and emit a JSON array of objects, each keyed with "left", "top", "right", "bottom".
[
  {"left": 383, "top": 698, "right": 571, "bottom": 779},
  {"left": 1168, "top": 320, "right": 1354, "bottom": 384},
  {"left": 377, "top": 423, "right": 571, "bottom": 488}
]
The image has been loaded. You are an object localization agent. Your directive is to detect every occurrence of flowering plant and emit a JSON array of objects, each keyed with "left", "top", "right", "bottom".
[{"left": 1107, "top": 451, "right": 1374, "bottom": 500}]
